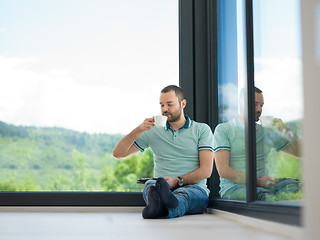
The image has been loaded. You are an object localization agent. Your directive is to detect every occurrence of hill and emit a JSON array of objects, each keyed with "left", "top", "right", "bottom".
[
  {"left": 0, "top": 121, "right": 154, "bottom": 192},
  {"left": 0, "top": 121, "right": 123, "bottom": 170}
]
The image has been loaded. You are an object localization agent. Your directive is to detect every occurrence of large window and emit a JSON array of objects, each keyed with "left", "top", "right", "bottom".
[
  {"left": 253, "top": 0, "right": 303, "bottom": 203},
  {"left": 1, "top": 0, "right": 303, "bottom": 225},
  {"left": 0, "top": 0, "right": 179, "bottom": 193},
  {"left": 216, "top": 0, "right": 303, "bottom": 204},
  {"left": 211, "top": 0, "right": 301, "bottom": 224}
]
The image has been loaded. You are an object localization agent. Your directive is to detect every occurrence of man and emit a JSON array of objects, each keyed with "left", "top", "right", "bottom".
[
  {"left": 113, "top": 85, "right": 214, "bottom": 218},
  {"left": 213, "top": 87, "right": 301, "bottom": 200}
]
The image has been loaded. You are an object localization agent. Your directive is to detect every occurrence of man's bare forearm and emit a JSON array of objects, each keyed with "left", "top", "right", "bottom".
[
  {"left": 113, "top": 117, "right": 154, "bottom": 159},
  {"left": 182, "top": 150, "right": 213, "bottom": 185},
  {"left": 112, "top": 127, "right": 143, "bottom": 159},
  {"left": 215, "top": 150, "right": 246, "bottom": 184},
  {"left": 180, "top": 166, "right": 212, "bottom": 185},
  {"left": 165, "top": 167, "right": 212, "bottom": 189},
  {"left": 274, "top": 119, "right": 301, "bottom": 157},
  {"left": 221, "top": 167, "right": 246, "bottom": 184},
  {"left": 165, "top": 150, "right": 214, "bottom": 188}
]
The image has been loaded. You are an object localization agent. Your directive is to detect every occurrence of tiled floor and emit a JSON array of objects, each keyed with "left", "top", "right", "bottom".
[{"left": 0, "top": 208, "right": 301, "bottom": 240}]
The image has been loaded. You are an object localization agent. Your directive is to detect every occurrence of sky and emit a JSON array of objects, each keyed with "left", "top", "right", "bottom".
[
  {"left": 0, "top": 0, "right": 179, "bottom": 134},
  {"left": 234, "top": 0, "right": 303, "bottom": 123},
  {"left": 0, "top": 0, "right": 303, "bottom": 134},
  {"left": 218, "top": 0, "right": 303, "bottom": 123},
  {"left": 252, "top": 0, "right": 303, "bottom": 122}
]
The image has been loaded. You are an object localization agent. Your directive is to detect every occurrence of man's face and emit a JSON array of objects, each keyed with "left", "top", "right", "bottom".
[
  {"left": 160, "top": 90, "right": 186, "bottom": 122},
  {"left": 255, "top": 92, "right": 264, "bottom": 122}
]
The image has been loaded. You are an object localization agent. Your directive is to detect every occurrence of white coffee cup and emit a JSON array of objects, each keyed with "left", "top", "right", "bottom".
[
  {"left": 259, "top": 116, "right": 274, "bottom": 127},
  {"left": 154, "top": 115, "right": 168, "bottom": 128}
]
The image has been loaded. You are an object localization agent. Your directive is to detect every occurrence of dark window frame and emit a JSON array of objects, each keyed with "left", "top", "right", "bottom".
[
  {"left": 179, "top": 0, "right": 301, "bottom": 226},
  {"left": 0, "top": 192, "right": 144, "bottom": 206}
]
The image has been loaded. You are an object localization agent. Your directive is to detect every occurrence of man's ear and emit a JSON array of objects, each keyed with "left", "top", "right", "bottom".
[{"left": 181, "top": 99, "right": 187, "bottom": 109}]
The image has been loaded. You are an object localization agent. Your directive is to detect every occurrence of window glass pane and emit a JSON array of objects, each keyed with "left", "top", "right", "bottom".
[
  {"left": 253, "top": 0, "right": 303, "bottom": 203},
  {"left": 0, "top": 0, "right": 178, "bottom": 192},
  {"left": 214, "top": 0, "right": 247, "bottom": 201}
]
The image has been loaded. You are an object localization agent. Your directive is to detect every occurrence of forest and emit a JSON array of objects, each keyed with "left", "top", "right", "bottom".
[{"left": 0, "top": 121, "right": 153, "bottom": 192}]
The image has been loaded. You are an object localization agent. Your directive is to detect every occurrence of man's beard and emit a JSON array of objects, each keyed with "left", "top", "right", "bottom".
[
  {"left": 256, "top": 111, "right": 261, "bottom": 122},
  {"left": 166, "top": 108, "right": 182, "bottom": 123}
]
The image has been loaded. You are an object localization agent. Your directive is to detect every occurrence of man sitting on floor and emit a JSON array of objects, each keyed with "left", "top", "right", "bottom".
[{"left": 113, "top": 85, "right": 214, "bottom": 218}]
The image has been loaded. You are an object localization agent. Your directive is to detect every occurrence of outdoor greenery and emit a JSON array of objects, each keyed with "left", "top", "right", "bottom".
[
  {"left": 265, "top": 150, "right": 302, "bottom": 201},
  {"left": 0, "top": 121, "right": 153, "bottom": 192},
  {"left": 265, "top": 120, "right": 303, "bottom": 201},
  {"left": 0, "top": 120, "right": 302, "bottom": 201}
]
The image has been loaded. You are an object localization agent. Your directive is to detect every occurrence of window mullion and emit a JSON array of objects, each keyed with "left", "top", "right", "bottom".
[{"left": 244, "top": 0, "right": 257, "bottom": 203}]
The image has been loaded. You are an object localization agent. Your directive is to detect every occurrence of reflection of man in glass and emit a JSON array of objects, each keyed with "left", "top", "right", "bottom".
[{"left": 213, "top": 87, "right": 301, "bottom": 200}]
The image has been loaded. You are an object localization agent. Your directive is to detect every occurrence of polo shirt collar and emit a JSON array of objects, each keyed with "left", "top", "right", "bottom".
[{"left": 165, "top": 115, "right": 191, "bottom": 131}]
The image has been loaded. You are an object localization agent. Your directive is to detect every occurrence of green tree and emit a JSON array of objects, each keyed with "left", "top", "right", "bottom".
[
  {"left": 0, "top": 176, "right": 39, "bottom": 191},
  {"left": 99, "top": 167, "right": 120, "bottom": 191},
  {"left": 100, "top": 150, "right": 154, "bottom": 192}
]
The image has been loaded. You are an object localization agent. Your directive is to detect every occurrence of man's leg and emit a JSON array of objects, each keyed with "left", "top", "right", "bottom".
[
  {"left": 143, "top": 179, "right": 208, "bottom": 218},
  {"left": 166, "top": 185, "right": 209, "bottom": 218},
  {"left": 155, "top": 177, "right": 178, "bottom": 208},
  {"left": 142, "top": 179, "right": 167, "bottom": 219},
  {"left": 269, "top": 178, "right": 300, "bottom": 195},
  {"left": 222, "top": 184, "right": 270, "bottom": 201},
  {"left": 256, "top": 187, "right": 271, "bottom": 200},
  {"left": 222, "top": 185, "right": 246, "bottom": 200},
  {"left": 142, "top": 186, "right": 164, "bottom": 219},
  {"left": 142, "top": 179, "right": 157, "bottom": 204}
]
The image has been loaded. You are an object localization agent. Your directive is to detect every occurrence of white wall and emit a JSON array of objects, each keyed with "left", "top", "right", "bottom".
[{"left": 301, "top": 0, "right": 320, "bottom": 239}]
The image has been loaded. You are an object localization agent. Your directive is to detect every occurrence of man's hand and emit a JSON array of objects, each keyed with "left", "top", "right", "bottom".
[
  {"left": 163, "top": 176, "right": 179, "bottom": 189},
  {"left": 257, "top": 176, "right": 276, "bottom": 188},
  {"left": 138, "top": 117, "right": 155, "bottom": 132},
  {"left": 272, "top": 118, "right": 301, "bottom": 157},
  {"left": 272, "top": 118, "right": 288, "bottom": 133}
]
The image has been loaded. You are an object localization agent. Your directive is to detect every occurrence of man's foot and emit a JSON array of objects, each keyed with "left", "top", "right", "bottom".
[
  {"left": 142, "top": 186, "right": 163, "bottom": 219},
  {"left": 155, "top": 177, "right": 178, "bottom": 209}
]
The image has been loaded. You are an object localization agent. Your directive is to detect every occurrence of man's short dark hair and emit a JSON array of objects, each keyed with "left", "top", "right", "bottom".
[
  {"left": 161, "top": 85, "right": 185, "bottom": 102},
  {"left": 255, "top": 87, "right": 263, "bottom": 94},
  {"left": 239, "top": 86, "right": 263, "bottom": 105}
]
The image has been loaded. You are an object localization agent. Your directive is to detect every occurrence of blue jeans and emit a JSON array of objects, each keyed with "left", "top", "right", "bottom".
[
  {"left": 143, "top": 180, "right": 209, "bottom": 218},
  {"left": 222, "top": 178, "right": 300, "bottom": 201}
]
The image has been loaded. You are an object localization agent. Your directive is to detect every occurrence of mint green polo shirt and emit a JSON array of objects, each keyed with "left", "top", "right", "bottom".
[
  {"left": 134, "top": 116, "right": 214, "bottom": 195},
  {"left": 213, "top": 118, "right": 289, "bottom": 197}
]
